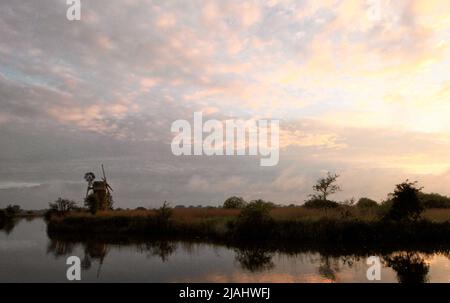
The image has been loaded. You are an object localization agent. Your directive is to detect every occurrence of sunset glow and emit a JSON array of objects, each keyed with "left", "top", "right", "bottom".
[{"left": 1, "top": 0, "right": 450, "bottom": 207}]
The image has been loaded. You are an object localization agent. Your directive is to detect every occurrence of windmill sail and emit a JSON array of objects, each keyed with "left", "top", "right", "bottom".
[{"left": 101, "top": 164, "right": 114, "bottom": 192}]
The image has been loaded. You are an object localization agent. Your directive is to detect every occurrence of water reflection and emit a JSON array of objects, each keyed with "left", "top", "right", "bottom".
[
  {"left": 3, "top": 219, "right": 447, "bottom": 282},
  {"left": 138, "top": 241, "right": 177, "bottom": 262},
  {"left": 0, "top": 217, "right": 21, "bottom": 234},
  {"left": 47, "top": 239, "right": 76, "bottom": 257},
  {"left": 234, "top": 247, "right": 275, "bottom": 272},
  {"left": 317, "top": 256, "right": 340, "bottom": 281},
  {"left": 45, "top": 234, "right": 443, "bottom": 283},
  {"left": 383, "top": 252, "right": 430, "bottom": 283}
]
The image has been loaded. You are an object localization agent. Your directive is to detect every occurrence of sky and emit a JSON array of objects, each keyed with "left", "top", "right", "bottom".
[{"left": 0, "top": 0, "right": 450, "bottom": 209}]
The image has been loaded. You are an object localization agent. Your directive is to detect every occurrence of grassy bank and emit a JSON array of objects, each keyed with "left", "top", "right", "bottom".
[{"left": 47, "top": 207, "right": 450, "bottom": 247}]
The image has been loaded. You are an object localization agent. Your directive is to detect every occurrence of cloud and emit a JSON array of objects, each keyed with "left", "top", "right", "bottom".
[
  {"left": 0, "top": 182, "right": 41, "bottom": 190},
  {"left": 1, "top": 0, "right": 450, "bottom": 208}
]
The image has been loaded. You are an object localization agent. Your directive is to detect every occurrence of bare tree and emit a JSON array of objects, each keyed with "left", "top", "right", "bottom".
[
  {"left": 49, "top": 198, "right": 77, "bottom": 216},
  {"left": 311, "top": 172, "right": 342, "bottom": 201}
]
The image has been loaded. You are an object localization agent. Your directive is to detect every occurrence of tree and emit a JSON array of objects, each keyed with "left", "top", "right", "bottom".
[
  {"left": 5, "top": 204, "right": 21, "bottom": 217},
  {"left": 233, "top": 200, "right": 274, "bottom": 239},
  {"left": 49, "top": 198, "right": 77, "bottom": 216},
  {"left": 223, "top": 196, "right": 247, "bottom": 209},
  {"left": 239, "top": 200, "right": 273, "bottom": 225},
  {"left": 310, "top": 172, "right": 342, "bottom": 201},
  {"left": 356, "top": 198, "right": 379, "bottom": 208},
  {"left": 385, "top": 180, "right": 424, "bottom": 221},
  {"left": 419, "top": 192, "right": 450, "bottom": 209},
  {"left": 155, "top": 201, "right": 173, "bottom": 228}
]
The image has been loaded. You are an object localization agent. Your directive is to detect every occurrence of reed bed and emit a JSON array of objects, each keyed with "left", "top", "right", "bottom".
[{"left": 57, "top": 207, "right": 450, "bottom": 223}]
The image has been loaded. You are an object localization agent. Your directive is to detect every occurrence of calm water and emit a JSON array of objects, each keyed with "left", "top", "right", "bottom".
[{"left": 1, "top": 218, "right": 450, "bottom": 283}]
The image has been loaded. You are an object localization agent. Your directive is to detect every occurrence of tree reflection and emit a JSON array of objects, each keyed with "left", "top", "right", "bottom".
[
  {"left": 47, "top": 239, "right": 76, "bottom": 257},
  {"left": 384, "top": 252, "right": 429, "bottom": 283},
  {"left": 142, "top": 240, "right": 177, "bottom": 262},
  {"left": 0, "top": 218, "right": 19, "bottom": 235},
  {"left": 317, "top": 256, "right": 340, "bottom": 281},
  {"left": 234, "top": 247, "right": 274, "bottom": 272}
]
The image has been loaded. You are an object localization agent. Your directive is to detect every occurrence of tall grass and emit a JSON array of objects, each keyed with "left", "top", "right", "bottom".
[
  {"left": 50, "top": 207, "right": 450, "bottom": 223},
  {"left": 58, "top": 208, "right": 239, "bottom": 221},
  {"left": 47, "top": 207, "right": 450, "bottom": 246}
]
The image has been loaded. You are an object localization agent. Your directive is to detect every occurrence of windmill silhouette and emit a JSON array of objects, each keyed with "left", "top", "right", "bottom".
[{"left": 84, "top": 164, "right": 114, "bottom": 211}]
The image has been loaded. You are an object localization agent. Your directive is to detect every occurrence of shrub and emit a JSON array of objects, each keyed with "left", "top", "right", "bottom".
[
  {"left": 223, "top": 196, "right": 247, "bottom": 209},
  {"left": 232, "top": 200, "right": 274, "bottom": 240},
  {"left": 49, "top": 198, "right": 77, "bottom": 217},
  {"left": 155, "top": 201, "right": 173, "bottom": 228},
  {"left": 384, "top": 180, "right": 424, "bottom": 221},
  {"left": 419, "top": 192, "right": 450, "bottom": 209},
  {"left": 356, "top": 198, "right": 379, "bottom": 208},
  {"left": 303, "top": 199, "right": 339, "bottom": 209},
  {"left": 5, "top": 204, "right": 21, "bottom": 217}
]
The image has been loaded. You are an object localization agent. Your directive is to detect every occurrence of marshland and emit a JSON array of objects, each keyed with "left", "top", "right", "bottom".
[
  {"left": 4, "top": 176, "right": 450, "bottom": 282},
  {"left": 45, "top": 176, "right": 450, "bottom": 247}
]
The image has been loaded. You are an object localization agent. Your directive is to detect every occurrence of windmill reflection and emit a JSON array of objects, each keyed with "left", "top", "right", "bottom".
[{"left": 47, "top": 239, "right": 109, "bottom": 277}]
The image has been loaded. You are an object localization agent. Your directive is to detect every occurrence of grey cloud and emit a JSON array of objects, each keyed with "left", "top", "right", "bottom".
[{"left": 0, "top": 1, "right": 448, "bottom": 210}]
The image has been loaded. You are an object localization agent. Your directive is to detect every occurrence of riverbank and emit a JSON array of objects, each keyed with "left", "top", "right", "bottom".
[{"left": 47, "top": 208, "right": 450, "bottom": 247}]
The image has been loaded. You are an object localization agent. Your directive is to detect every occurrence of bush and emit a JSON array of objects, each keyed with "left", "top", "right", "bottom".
[
  {"left": 356, "top": 198, "right": 379, "bottom": 208},
  {"left": 384, "top": 180, "right": 424, "bottom": 221},
  {"left": 232, "top": 200, "right": 274, "bottom": 240},
  {"left": 223, "top": 196, "right": 246, "bottom": 209},
  {"left": 155, "top": 201, "right": 173, "bottom": 228},
  {"left": 303, "top": 199, "right": 339, "bottom": 209},
  {"left": 5, "top": 204, "right": 21, "bottom": 217},
  {"left": 419, "top": 192, "right": 450, "bottom": 209},
  {"left": 49, "top": 198, "right": 77, "bottom": 217}
]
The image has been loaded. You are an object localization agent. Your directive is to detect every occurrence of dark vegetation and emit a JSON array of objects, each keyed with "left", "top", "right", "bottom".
[
  {"left": 40, "top": 172, "right": 450, "bottom": 247},
  {"left": 383, "top": 180, "right": 423, "bottom": 221},
  {"left": 0, "top": 204, "right": 38, "bottom": 234},
  {"left": 223, "top": 196, "right": 246, "bottom": 209},
  {"left": 0, "top": 204, "right": 45, "bottom": 221},
  {"left": 356, "top": 198, "right": 378, "bottom": 208}
]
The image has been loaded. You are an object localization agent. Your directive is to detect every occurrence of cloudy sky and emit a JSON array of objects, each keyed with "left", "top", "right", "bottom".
[{"left": 0, "top": 0, "right": 449, "bottom": 209}]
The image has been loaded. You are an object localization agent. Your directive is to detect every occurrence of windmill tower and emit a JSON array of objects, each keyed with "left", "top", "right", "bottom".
[{"left": 84, "top": 165, "right": 114, "bottom": 211}]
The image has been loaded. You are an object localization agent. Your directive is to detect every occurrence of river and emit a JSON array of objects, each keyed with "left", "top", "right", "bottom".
[{"left": 1, "top": 218, "right": 450, "bottom": 282}]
